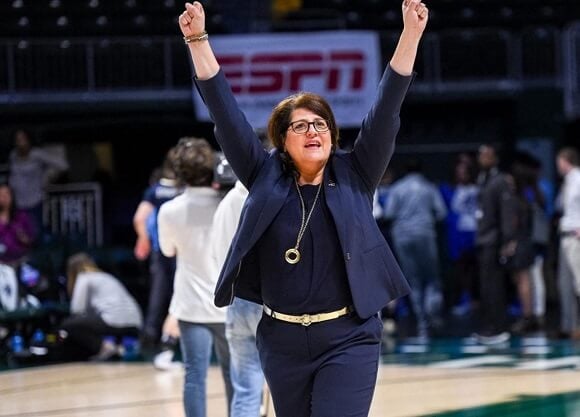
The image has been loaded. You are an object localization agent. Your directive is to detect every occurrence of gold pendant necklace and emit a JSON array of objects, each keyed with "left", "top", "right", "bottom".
[{"left": 284, "top": 178, "right": 323, "bottom": 264}]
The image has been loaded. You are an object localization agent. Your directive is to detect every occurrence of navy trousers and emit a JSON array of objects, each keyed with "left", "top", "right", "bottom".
[
  {"left": 142, "top": 250, "right": 176, "bottom": 341},
  {"left": 256, "top": 312, "right": 382, "bottom": 417}
]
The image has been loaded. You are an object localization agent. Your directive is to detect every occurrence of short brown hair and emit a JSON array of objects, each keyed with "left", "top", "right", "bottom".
[
  {"left": 558, "top": 147, "right": 579, "bottom": 167},
  {"left": 174, "top": 137, "right": 215, "bottom": 186},
  {"left": 267, "top": 92, "right": 339, "bottom": 173},
  {"left": 161, "top": 146, "right": 179, "bottom": 180}
]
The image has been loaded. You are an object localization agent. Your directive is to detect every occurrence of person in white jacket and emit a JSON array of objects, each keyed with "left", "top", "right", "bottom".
[
  {"left": 157, "top": 137, "right": 232, "bottom": 417},
  {"left": 211, "top": 180, "right": 265, "bottom": 417}
]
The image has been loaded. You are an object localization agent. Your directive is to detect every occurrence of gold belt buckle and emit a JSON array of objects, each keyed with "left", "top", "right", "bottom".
[{"left": 301, "top": 314, "right": 312, "bottom": 326}]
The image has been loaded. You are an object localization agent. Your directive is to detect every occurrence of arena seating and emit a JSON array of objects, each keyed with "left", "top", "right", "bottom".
[
  {"left": 0, "top": 0, "right": 578, "bottom": 38},
  {"left": 0, "top": 1, "right": 575, "bottom": 94}
]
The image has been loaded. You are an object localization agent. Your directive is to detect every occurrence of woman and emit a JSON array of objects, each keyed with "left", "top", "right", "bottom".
[
  {"left": 157, "top": 137, "right": 232, "bottom": 417},
  {"left": 178, "top": 2, "right": 427, "bottom": 416},
  {"left": 0, "top": 183, "right": 36, "bottom": 265},
  {"left": 504, "top": 155, "right": 545, "bottom": 334},
  {"left": 8, "top": 128, "right": 68, "bottom": 233},
  {"left": 132, "top": 146, "right": 181, "bottom": 346},
  {"left": 440, "top": 156, "right": 479, "bottom": 316},
  {"left": 58, "top": 252, "right": 143, "bottom": 361}
]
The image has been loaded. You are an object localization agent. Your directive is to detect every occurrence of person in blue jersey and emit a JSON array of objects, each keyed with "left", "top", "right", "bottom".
[
  {"left": 178, "top": 1, "right": 427, "bottom": 416},
  {"left": 133, "top": 146, "right": 182, "bottom": 346}
]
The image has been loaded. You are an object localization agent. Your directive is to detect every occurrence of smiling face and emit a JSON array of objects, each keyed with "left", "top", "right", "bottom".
[
  {"left": 284, "top": 108, "right": 333, "bottom": 171},
  {"left": 268, "top": 92, "right": 339, "bottom": 180}
]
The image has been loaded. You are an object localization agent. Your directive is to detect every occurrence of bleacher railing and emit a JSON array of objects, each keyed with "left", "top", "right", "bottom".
[
  {"left": 0, "top": 24, "right": 576, "bottom": 112},
  {"left": 43, "top": 182, "right": 103, "bottom": 248},
  {"left": 564, "top": 22, "right": 580, "bottom": 119}
]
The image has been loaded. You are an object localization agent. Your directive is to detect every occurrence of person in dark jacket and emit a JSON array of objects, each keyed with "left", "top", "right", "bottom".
[
  {"left": 474, "top": 144, "right": 517, "bottom": 344},
  {"left": 178, "top": 1, "right": 427, "bottom": 416}
]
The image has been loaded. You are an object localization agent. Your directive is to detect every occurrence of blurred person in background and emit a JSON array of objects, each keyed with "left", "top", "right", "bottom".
[
  {"left": 133, "top": 146, "right": 182, "bottom": 347},
  {"left": 375, "top": 168, "right": 396, "bottom": 245},
  {"left": 440, "top": 154, "right": 479, "bottom": 316},
  {"left": 8, "top": 128, "right": 68, "bottom": 234},
  {"left": 474, "top": 144, "right": 516, "bottom": 344},
  {"left": 555, "top": 147, "right": 580, "bottom": 339},
  {"left": 153, "top": 312, "right": 182, "bottom": 370},
  {"left": 58, "top": 252, "right": 143, "bottom": 361},
  {"left": 384, "top": 157, "right": 447, "bottom": 339},
  {"left": 0, "top": 183, "right": 36, "bottom": 266},
  {"left": 211, "top": 178, "right": 265, "bottom": 417},
  {"left": 527, "top": 155, "right": 552, "bottom": 333},
  {"left": 505, "top": 153, "right": 544, "bottom": 334},
  {"left": 157, "top": 137, "right": 232, "bottom": 417}
]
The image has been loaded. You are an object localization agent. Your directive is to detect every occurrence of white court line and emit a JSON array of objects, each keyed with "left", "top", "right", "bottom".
[
  {"left": 521, "top": 346, "right": 552, "bottom": 355},
  {"left": 428, "top": 355, "right": 515, "bottom": 369},
  {"left": 461, "top": 345, "right": 489, "bottom": 354},
  {"left": 520, "top": 336, "right": 549, "bottom": 346},
  {"left": 516, "top": 356, "right": 580, "bottom": 371},
  {"left": 399, "top": 345, "right": 429, "bottom": 353}
]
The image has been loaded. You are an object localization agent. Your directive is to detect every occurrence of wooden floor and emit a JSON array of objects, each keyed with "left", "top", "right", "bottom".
[{"left": 3, "top": 345, "right": 580, "bottom": 417}]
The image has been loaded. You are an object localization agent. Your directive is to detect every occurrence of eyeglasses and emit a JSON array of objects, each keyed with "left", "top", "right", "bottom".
[{"left": 287, "top": 119, "right": 329, "bottom": 134}]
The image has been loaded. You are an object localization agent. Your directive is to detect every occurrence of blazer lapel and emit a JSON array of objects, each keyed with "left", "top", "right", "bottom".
[
  {"left": 324, "top": 157, "right": 349, "bottom": 251},
  {"left": 246, "top": 174, "right": 292, "bottom": 249}
]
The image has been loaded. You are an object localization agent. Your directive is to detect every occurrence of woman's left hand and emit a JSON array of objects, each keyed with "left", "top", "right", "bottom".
[
  {"left": 179, "top": 2, "right": 206, "bottom": 38},
  {"left": 402, "top": 0, "right": 429, "bottom": 37}
]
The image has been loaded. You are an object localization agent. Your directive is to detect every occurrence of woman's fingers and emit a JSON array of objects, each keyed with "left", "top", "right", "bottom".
[
  {"left": 180, "top": 1, "right": 205, "bottom": 32},
  {"left": 180, "top": 12, "right": 191, "bottom": 25},
  {"left": 185, "top": 1, "right": 203, "bottom": 18},
  {"left": 417, "top": 4, "right": 428, "bottom": 19},
  {"left": 403, "top": 0, "right": 428, "bottom": 18},
  {"left": 193, "top": 1, "right": 204, "bottom": 15}
]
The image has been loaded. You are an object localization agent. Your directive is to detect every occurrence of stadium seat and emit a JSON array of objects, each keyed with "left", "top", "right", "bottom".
[
  {"left": 94, "top": 39, "right": 165, "bottom": 88},
  {"left": 521, "top": 26, "right": 560, "bottom": 80},
  {"left": 0, "top": 43, "right": 8, "bottom": 91},
  {"left": 13, "top": 40, "right": 88, "bottom": 90},
  {"left": 439, "top": 29, "right": 510, "bottom": 81}
]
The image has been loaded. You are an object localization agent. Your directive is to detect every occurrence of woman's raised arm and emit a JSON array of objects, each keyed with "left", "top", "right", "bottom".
[
  {"left": 178, "top": 2, "right": 267, "bottom": 187},
  {"left": 390, "top": 0, "right": 429, "bottom": 76},
  {"left": 351, "top": 0, "right": 428, "bottom": 190},
  {"left": 179, "top": 2, "right": 219, "bottom": 80}
]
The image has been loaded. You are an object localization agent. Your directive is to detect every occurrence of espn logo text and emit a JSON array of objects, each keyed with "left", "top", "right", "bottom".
[{"left": 217, "top": 51, "right": 366, "bottom": 94}]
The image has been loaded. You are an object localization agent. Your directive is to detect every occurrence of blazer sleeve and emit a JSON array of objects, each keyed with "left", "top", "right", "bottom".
[
  {"left": 351, "top": 65, "right": 414, "bottom": 192},
  {"left": 195, "top": 70, "right": 268, "bottom": 189}
]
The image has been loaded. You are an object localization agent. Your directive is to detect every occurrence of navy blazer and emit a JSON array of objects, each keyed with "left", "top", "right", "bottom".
[{"left": 196, "top": 65, "right": 413, "bottom": 319}]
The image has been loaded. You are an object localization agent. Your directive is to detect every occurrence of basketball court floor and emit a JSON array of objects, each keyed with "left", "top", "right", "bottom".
[{"left": 2, "top": 335, "right": 580, "bottom": 417}]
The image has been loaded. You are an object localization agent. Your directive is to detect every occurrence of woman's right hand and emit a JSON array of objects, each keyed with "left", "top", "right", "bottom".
[
  {"left": 402, "top": 0, "right": 428, "bottom": 38},
  {"left": 178, "top": 1, "right": 219, "bottom": 79},
  {"left": 179, "top": 2, "right": 206, "bottom": 37}
]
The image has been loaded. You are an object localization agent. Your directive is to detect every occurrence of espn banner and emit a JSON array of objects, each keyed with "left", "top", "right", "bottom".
[{"left": 193, "top": 31, "right": 381, "bottom": 129}]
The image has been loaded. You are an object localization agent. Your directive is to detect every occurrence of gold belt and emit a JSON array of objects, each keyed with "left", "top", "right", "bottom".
[{"left": 263, "top": 305, "right": 352, "bottom": 327}]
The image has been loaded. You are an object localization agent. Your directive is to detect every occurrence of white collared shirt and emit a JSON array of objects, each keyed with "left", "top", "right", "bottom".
[
  {"left": 560, "top": 167, "right": 580, "bottom": 232},
  {"left": 158, "top": 186, "right": 226, "bottom": 323},
  {"left": 210, "top": 181, "right": 248, "bottom": 269}
]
